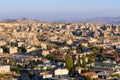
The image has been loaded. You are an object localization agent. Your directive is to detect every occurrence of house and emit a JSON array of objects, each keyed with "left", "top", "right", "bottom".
[
  {"left": 66, "top": 39, "right": 73, "bottom": 45},
  {"left": 42, "top": 50, "right": 50, "bottom": 56},
  {"left": 41, "top": 59, "right": 50, "bottom": 64},
  {"left": 18, "top": 42, "right": 24, "bottom": 47},
  {"left": 40, "top": 43, "right": 47, "bottom": 49},
  {"left": 116, "top": 45, "right": 120, "bottom": 52},
  {"left": 76, "top": 67, "right": 84, "bottom": 74},
  {"left": 0, "top": 48, "right": 3, "bottom": 53},
  {"left": 54, "top": 54, "right": 65, "bottom": 60},
  {"left": 81, "top": 42, "right": 88, "bottom": 47},
  {"left": 26, "top": 46, "right": 37, "bottom": 53},
  {"left": 9, "top": 47, "right": 18, "bottom": 54},
  {"left": 0, "top": 40, "right": 6, "bottom": 46},
  {"left": 39, "top": 72, "right": 52, "bottom": 79},
  {"left": 82, "top": 72, "right": 98, "bottom": 79},
  {"left": 98, "top": 71, "right": 112, "bottom": 79},
  {"left": 54, "top": 68, "right": 69, "bottom": 76},
  {"left": 88, "top": 62, "right": 118, "bottom": 71},
  {"left": 0, "top": 65, "right": 10, "bottom": 73}
]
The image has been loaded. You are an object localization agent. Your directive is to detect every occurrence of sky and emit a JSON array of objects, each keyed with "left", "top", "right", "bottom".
[{"left": 0, "top": 0, "right": 120, "bottom": 21}]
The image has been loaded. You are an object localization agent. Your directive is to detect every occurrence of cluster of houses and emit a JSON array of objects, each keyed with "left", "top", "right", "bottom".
[{"left": 0, "top": 22, "right": 120, "bottom": 80}]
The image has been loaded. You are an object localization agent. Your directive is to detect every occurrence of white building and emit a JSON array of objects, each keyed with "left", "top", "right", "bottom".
[
  {"left": 42, "top": 74, "right": 52, "bottom": 79},
  {"left": 0, "top": 48, "right": 3, "bottom": 53},
  {"left": 76, "top": 67, "right": 84, "bottom": 74},
  {"left": 18, "top": 42, "right": 24, "bottom": 47},
  {"left": 0, "top": 65, "right": 10, "bottom": 73},
  {"left": 54, "top": 68, "right": 69, "bottom": 76}
]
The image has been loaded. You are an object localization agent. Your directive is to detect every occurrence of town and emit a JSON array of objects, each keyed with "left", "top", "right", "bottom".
[{"left": 0, "top": 19, "right": 120, "bottom": 80}]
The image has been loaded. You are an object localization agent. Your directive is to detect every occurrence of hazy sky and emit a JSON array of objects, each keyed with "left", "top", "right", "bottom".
[{"left": 0, "top": 0, "right": 120, "bottom": 21}]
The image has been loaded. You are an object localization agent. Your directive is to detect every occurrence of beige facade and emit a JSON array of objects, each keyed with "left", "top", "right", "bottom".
[
  {"left": 42, "top": 50, "right": 49, "bottom": 56},
  {"left": 54, "top": 68, "right": 69, "bottom": 76},
  {"left": 0, "top": 65, "right": 10, "bottom": 73},
  {"left": 9, "top": 47, "right": 18, "bottom": 54}
]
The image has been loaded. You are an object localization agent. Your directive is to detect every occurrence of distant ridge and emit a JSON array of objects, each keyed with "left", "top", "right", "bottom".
[
  {"left": 1, "top": 18, "right": 40, "bottom": 23},
  {"left": 1, "top": 17, "right": 120, "bottom": 24},
  {"left": 83, "top": 17, "right": 120, "bottom": 24}
]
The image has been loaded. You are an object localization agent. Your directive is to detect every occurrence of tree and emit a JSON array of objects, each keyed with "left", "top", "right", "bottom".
[
  {"left": 77, "top": 55, "right": 81, "bottom": 66},
  {"left": 92, "top": 46, "right": 98, "bottom": 53},
  {"left": 56, "top": 49, "right": 60, "bottom": 54},
  {"left": 29, "top": 60, "right": 35, "bottom": 69},
  {"left": 18, "top": 47, "right": 27, "bottom": 53},
  {"left": 48, "top": 53, "right": 55, "bottom": 62},
  {"left": 18, "top": 48, "right": 22, "bottom": 53},
  {"left": 113, "top": 45, "right": 116, "bottom": 49},
  {"left": 69, "top": 67, "right": 75, "bottom": 75},
  {"left": 1, "top": 45, "right": 8, "bottom": 53},
  {"left": 114, "top": 50, "right": 119, "bottom": 55},
  {"left": 65, "top": 54, "right": 76, "bottom": 75},
  {"left": 82, "top": 55, "right": 86, "bottom": 68},
  {"left": 65, "top": 55, "right": 74, "bottom": 71},
  {"left": 88, "top": 56, "right": 94, "bottom": 63},
  {"left": 28, "top": 71, "right": 35, "bottom": 79},
  {"left": 67, "top": 49, "right": 71, "bottom": 54},
  {"left": 86, "top": 76, "right": 92, "bottom": 80},
  {"left": 14, "top": 64, "right": 20, "bottom": 74},
  {"left": 77, "top": 44, "right": 83, "bottom": 54},
  {"left": 9, "top": 59, "right": 15, "bottom": 66},
  {"left": 99, "top": 47, "right": 104, "bottom": 53}
]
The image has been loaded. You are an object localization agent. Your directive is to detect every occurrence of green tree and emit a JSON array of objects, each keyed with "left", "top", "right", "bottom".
[
  {"left": 93, "top": 78, "right": 98, "bottom": 80},
  {"left": 113, "top": 45, "right": 116, "bottom": 49},
  {"left": 14, "top": 64, "right": 20, "bottom": 74},
  {"left": 77, "top": 44, "right": 83, "bottom": 54},
  {"left": 77, "top": 55, "right": 81, "bottom": 66},
  {"left": 86, "top": 76, "right": 92, "bottom": 80},
  {"left": 88, "top": 56, "right": 94, "bottom": 63},
  {"left": 69, "top": 67, "right": 75, "bottom": 75},
  {"left": 56, "top": 49, "right": 60, "bottom": 54},
  {"left": 82, "top": 55, "right": 86, "bottom": 68},
  {"left": 18, "top": 48, "right": 22, "bottom": 53},
  {"left": 114, "top": 50, "right": 119, "bottom": 55},
  {"left": 48, "top": 53, "right": 55, "bottom": 62},
  {"left": 29, "top": 61, "right": 35, "bottom": 69},
  {"left": 18, "top": 47, "right": 27, "bottom": 53},
  {"left": 65, "top": 55, "right": 74, "bottom": 71},
  {"left": 9, "top": 59, "right": 15, "bottom": 65},
  {"left": 67, "top": 49, "right": 71, "bottom": 54},
  {"left": 99, "top": 47, "right": 104, "bottom": 53}
]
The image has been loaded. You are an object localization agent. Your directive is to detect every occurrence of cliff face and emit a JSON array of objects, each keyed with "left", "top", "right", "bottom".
[{"left": 0, "top": 19, "right": 120, "bottom": 46}]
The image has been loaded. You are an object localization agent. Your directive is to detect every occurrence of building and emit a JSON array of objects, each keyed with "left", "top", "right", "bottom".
[
  {"left": 0, "top": 48, "right": 3, "bottom": 53},
  {"left": 9, "top": 47, "right": 18, "bottom": 54},
  {"left": 18, "top": 42, "right": 24, "bottom": 47},
  {"left": 42, "top": 50, "right": 50, "bottom": 56},
  {"left": 98, "top": 71, "right": 112, "bottom": 79},
  {"left": 0, "top": 65, "right": 10, "bottom": 73},
  {"left": 54, "top": 68, "right": 69, "bottom": 76},
  {"left": 82, "top": 72, "right": 98, "bottom": 79},
  {"left": 88, "top": 62, "right": 118, "bottom": 71},
  {"left": 39, "top": 72, "right": 52, "bottom": 79},
  {"left": 76, "top": 67, "right": 84, "bottom": 74},
  {"left": 66, "top": 39, "right": 73, "bottom": 45},
  {"left": 41, "top": 43, "right": 47, "bottom": 49}
]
